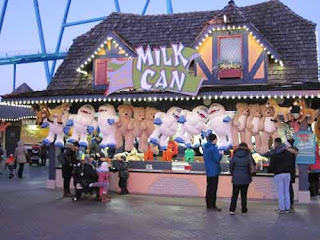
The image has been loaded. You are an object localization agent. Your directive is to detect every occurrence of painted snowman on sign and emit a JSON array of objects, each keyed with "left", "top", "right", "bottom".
[
  {"left": 149, "top": 107, "right": 182, "bottom": 150},
  {"left": 97, "top": 104, "right": 119, "bottom": 148},
  {"left": 66, "top": 104, "right": 97, "bottom": 147},
  {"left": 206, "top": 103, "right": 233, "bottom": 150},
  {"left": 175, "top": 105, "right": 209, "bottom": 148}
]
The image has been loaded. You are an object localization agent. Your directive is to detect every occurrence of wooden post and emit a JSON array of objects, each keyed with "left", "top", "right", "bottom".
[
  {"left": 47, "top": 143, "right": 56, "bottom": 189},
  {"left": 298, "top": 119, "right": 311, "bottom": 203}
]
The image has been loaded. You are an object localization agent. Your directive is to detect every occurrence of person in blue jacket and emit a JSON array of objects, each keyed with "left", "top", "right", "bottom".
[{"left": 203, "top": 133, "right": 223, "bottom": 211}]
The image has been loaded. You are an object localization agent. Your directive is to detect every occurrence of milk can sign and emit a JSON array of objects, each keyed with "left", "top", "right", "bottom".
[
  {"left": 293, "top": 130, "right": 316, "bottom": 164},
  {"left": 104, "top": 43, "right": 203, "bottom": 96}
]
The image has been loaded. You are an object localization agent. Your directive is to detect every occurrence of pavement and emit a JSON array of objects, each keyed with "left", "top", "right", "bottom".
[{"left": 1, "top": 163, "right": 320, "bottom": 240}]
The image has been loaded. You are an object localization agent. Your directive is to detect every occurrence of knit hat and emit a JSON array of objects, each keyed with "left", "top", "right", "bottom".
[{"left": 98, "top": 162, "right": 109, "bottom": 173}]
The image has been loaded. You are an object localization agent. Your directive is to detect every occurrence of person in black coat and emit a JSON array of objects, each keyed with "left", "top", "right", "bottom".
[
  {"left": 118, "top": 157, "right": 129, "bottom": 194},
  {"left": 229, "top": 142, "right": 256, "bottom": 215},
  {"left": 58, "top": 142, "right": 79, "bottom": 197}
]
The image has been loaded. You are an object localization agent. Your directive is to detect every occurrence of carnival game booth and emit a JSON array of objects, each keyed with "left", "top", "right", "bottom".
[{"left": 2, "top": 1, "right": 320, "bottom": 201}]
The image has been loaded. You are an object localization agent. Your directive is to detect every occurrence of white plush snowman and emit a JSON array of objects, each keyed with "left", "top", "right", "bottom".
[
  {"left": 66, "top": 104, "right": 97, "bottom": 147},
  {"left": 175, "top": 105, "right": 208, "bottom": 148},
  {"left": 42, "top": 107, "right": 70, "bottom": 148},
  {"left": 97, "top": 104, "right": 119, "bottom": 148},
  {"left": 149, "top": 107, "right": 182, "bottom": 150},
  {"left": 206, "top": 103, "right": 232, "bottom": 150}
]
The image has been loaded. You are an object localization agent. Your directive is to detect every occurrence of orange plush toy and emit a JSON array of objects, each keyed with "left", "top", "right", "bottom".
[
  {"left": 140, "top": 107, "right": 160, "bottom": 153},
  {"left": 162, "top": 138, "right": 178, "bottom": 161},
  {"left": 127, "top": 107, "right": 145, "bottom": 152},
  {"left": 115, "top": 105, "right": 134, "bottom": 150}
]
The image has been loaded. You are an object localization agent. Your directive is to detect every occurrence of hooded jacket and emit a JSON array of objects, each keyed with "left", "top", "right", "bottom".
[
  {"left": 14, "top": 141, "right": 28, "bottom": 164},
  {"left": 229, "top": 148, "right": 255, "bottom": 185},
  {"left": 203, "top": 141, "right": 222, "bottom": 177}
]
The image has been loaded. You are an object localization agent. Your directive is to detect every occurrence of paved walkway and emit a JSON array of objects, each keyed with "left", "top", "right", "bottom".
[{"left": 1, "top": 164, "right": 320, "bottom": 240}]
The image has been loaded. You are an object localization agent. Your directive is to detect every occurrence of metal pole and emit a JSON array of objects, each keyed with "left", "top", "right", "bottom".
[
  {"left": 50, "top": 0, "right": 72, "bottom": 77},
  {"left": 33, "top": 0, "right": 51, "bottom": 85},
  {"left": 114, "top": 0, "right": 121, "bottom": 12},
  {"left": 64, "top": 16, "right": 106, "bottom": 27},
  {"left": 166, "top": 0, "right": 173, "bottom": 14},
  {"left": 0, "top": 0, "right": 8, "bottom": 33},
  {"left": 13, "top": 63, "right": 16, "bottom": 91},
  {"left": 141, "top": 0, "right": 150, "bottom": 15}
]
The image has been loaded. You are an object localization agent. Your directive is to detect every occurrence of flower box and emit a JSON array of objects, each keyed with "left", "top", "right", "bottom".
[{"left": 219, "top": 68, "right": 242, "bottom": 79}]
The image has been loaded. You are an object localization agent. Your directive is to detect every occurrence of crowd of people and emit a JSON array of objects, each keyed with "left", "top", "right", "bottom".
[
  {"left": 203, "top": 133, "right": 299, "bottom": 215},
  {"left": 57, "top": 142, "right": 129, "bottom": 202}
]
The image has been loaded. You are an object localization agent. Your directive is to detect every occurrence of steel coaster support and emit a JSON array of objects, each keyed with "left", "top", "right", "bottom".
[
  {"left": 114, "top": 0, "right": 121, "bottom": 12},
  {"left": 0, "top": 0, "right": 8, "bottom": 33},
  {"left": 50, "top": 0, "right": 72, "bottom": 77},
  {"left": 141, "top": 0, "right": 150, "bottom": 15},
  {"left": 33, "top": 0, "right": 51, "bottom": 84},
  {"left": 64, "top": 16, "right": 107, "bottom": 27},
  {"left": 13, "top": 64, "right": 16, "bottom": 91},
  {"left": 166, "top": 0, "right": 173, "bottom": 14}
]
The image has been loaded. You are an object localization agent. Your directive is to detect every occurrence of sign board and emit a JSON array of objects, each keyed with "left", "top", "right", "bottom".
[
  {"left": 104, "top": 43, "right": 203, "bottom": 96},
  {"left": 294, "top": 130, "right": 316, "bottom": 165}
]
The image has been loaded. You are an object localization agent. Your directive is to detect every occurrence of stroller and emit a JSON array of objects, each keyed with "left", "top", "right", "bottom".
[
  {"left": 72, "top": 160, "right": 99, "bottom": 202},
  {"left": 30, "top": 144, "right": 41, "bottom": 166}
]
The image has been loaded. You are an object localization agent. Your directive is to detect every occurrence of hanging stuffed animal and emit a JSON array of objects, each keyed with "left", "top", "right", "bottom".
[
  {"left": 126, "top": 107, "right": 146, "bottom": 152},
  {"left": 293, "top": 98, "right": 317, "bottom": 125},
  {"left": 266, "top": 98, "right": 291, "bottom": 123},
  {"left": 244, "top": 104, "right": 263, "bottom": 152},
  {"left": 149, "top": 107, "right": 182, "bottom": 150},
  {"left": 97, "top": 104, "right": 119, "bottom": 149},
  {"left": 41, "top": 104, "right": 70, "bottom": 147},
  {"left": 140, "top": 107, "right": 160, "bottom": 153},
  {"left": 259, "top": 105, "right": 279, "bottom": 153},
  {"left": 115, "top": 105, "right": 134, "bottom": 150},
  {"left": 231, "top": 103, "right": 250, "bottom": 148},
  {"left": 175, "top": 105, "right": 208, "bottom": 149},
  {"left": 206, "top": 103, "right": 232, "bottom": 150},
  {"left": 66, "top": 104, "right": 96, "bottom": 147}
]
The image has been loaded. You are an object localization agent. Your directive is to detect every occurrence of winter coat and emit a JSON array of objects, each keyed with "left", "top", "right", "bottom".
[
  {"left": 309, "top": 145, "right": 320, "bottom": 172},
  {"left": 118, "top": 160, "right": 129, "bottom": 179},
  {"left": 14, "top": 141, "right": 28, "bottom": 164},
  {"left": 229, "top": 149, "right": 255, "bottom": 185},
  {"left": 203, "top": 141, "right": 222, "bottom": 177},
  {"left": 287, "top": 146, "right": 298, "bottom": 183},
  {"left": 269, "top": 148, "right": 294, "bottom": 175}
]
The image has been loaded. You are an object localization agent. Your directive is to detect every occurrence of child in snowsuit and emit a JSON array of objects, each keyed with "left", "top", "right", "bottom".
[
  {"left": 89, "top": 162, "right": 111, "bottom": 203},
  {"left": 6, "top": 154, "right": 15, "bottom": 179},
  {"left": 118, "top": 157, "right": 129, "bottom": 194}
]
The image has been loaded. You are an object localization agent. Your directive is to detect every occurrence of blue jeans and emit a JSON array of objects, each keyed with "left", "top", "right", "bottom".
[{"left": 274, "top": 173, "right": 291, "bottom": 210}]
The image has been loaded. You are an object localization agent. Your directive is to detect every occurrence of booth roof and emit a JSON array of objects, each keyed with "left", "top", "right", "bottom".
[
  {"left": 0, "top": 105, "right": 35, "bottom": 121},
  {"left": 3, "top": 83, "right": 320, "bottom": 104},
  {"left": 2, "top": 0, "right": 319, "bottom": 101}
]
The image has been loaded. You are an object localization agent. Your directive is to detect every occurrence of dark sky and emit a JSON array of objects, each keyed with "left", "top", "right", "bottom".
[{"left": 0, "top": 0, "right": 319, "bottom": 95}]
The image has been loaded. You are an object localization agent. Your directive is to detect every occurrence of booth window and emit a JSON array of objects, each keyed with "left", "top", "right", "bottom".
[
  {"left": 94, "top": 59, "right": 110, "bottom": 86},
  {"left": 218, "top": 35, "right": 242, "bottom": 79}
]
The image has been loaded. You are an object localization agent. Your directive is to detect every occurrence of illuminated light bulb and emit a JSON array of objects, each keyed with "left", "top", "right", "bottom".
[
  {"left": 148, "top": 97, "right": 152, "bottom": 101},
  {"left": 226, "top": 96, "right": 230, "bottom": 99},
  {"left": 175, "top": 97, "right": 179, "bottom": 101},
  {"left": 212, "top": 27, "right": 216, "bottom": 31},
  {"left": 138, "top": 98, "right": 142, "bottom": 102},
  {"left": 180, "top": 97, "right": 184, "bottom": 101},
  {"left": 232, "top": 26, "right": 235, "bottom": 29},
  {"left": 219, "top": 95, "right": 223, "bottom": 99},
  {"left": 169, "top": 97, "right": 173, "bottom": 101},
  {"left": 279, "top": 61, "right": 284, "bottom": 67},
  {"left": 249, "top": 95, "right": 253, "bottom": 99},
  {"left": 208, "top": 96, "right": 212, "bottom": 99},
  {"left": 217, "top": 27, "right": 221, "bottom": 31},
  {"left": 197, "top": 96, "right": 201, "bottom": 100},
  {"left": 91, "top": 55, "right": 94, "bottom": 58},
  {"left": 311, "top": 95, "right": 315, "bottom": 99},
  {"left": 143, "top": 98, "right": 147, "bottom": 101},
  {"left": 186, "top": 97, "right": 190, "bottom": 101},
  {"left": 256, "top": 95, "right": 259, "bottom": 99},
  {"left": 232, "top": 96, "right": 235, "bottom": 99},
  {"left": 222, "top": 27, "right": 226, "bottom": 30},
  {"left": 305, "top": 95, "right": 309, "bottom": 99},
  {"left": 249, "top": 32, "right": 253, "bottom": 35},
  {"left": 205, "top": 34, "right": 208, "bottom": 37},
  {"left": 203, "top": 96, "right": 207, "bottom": 100},
  {"left": 159, "top": 98, "right": 163, "bottom": 101},
  {"left": 209, "top": 30, "right": 212, "bottom": 34},
  {"left": 298, "top": 95, "right": 302, "bottom": 99}
]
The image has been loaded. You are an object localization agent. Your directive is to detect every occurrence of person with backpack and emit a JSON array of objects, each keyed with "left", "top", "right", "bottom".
[{"left": 229, "top": 142, "right": 256, "bottom": 215}]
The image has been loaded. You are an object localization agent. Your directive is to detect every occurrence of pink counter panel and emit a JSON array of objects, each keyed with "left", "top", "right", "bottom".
[{"left": 55, "top": 169, "right": 299, "bottom": 200}]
